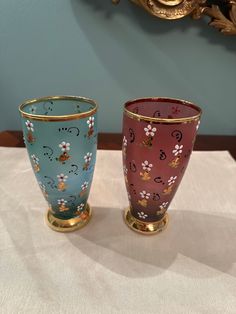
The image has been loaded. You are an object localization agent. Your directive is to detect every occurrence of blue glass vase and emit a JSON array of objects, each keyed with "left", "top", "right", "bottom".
[{"left": 19, "top": 96, "right": 98, "bottom": 232}]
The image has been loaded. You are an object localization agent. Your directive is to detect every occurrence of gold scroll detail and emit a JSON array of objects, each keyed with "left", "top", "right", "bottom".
[
  {"left": 193, "top": 1, "right": 236, "bottom": 35},
  {"left": 112, "top": 0, "right": 236, "bottom": 35}
]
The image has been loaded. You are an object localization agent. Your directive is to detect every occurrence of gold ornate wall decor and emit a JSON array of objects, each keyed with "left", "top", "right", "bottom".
[{"left": 112, "top": 0, "right": 236, "bottom": 35}]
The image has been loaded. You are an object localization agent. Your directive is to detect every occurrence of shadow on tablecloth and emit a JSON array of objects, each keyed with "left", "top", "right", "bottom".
[
  {"left": 0, "top": 206, "right": 55, "bottom": 301},
  {"left": 67, "top": 207, "right": 236, "bottom": 278}
]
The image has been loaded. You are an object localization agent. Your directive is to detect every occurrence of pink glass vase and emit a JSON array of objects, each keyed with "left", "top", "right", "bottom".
[{"left": 122, "top": 97, "right": 202, "bottom": 235}]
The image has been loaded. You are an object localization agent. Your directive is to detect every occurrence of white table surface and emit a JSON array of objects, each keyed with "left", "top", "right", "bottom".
[{"left": 0, "top": 148, "right": 236, "bottom": 314}]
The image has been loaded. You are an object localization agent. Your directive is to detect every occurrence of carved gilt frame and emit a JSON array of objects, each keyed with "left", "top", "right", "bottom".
[{"left": 112, "top": 0, "right": 236, "bottom": 35}]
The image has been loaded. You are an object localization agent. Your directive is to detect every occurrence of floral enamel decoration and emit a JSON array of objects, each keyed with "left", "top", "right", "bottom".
[
  {"left": 163, "top": 186, "right": 173, "bottom": 195},
  {"left": 39, "top": 182, "right": 48, "bottom": 199},
  {"left": 83, "top": 152, "right": 92, "bottom": 170},
  {"left": 77, "top": 203, "right": 85, "bottom": 212},
  {"left": 57, "top": 173, "right": 68, "bottom": 191},
  {"left": 76, "top": 203, "right": 89, "bottom": 220},
  {"left": 168, "top": 176, "right": 177, "bottom": 185},
  {"left": 172, "top": 105, "right": 181, "bottom": 115},
  {"left": 144, "top": 124, "right": 156, "bottom": 137},
  {"left": 138, "top": 190, "right": 150, "bottom": 207},
  {"left": 123, "top": 166, "right": 128, "bottom": 184},
  {"left": 25, "top": 120, "right": 34, "bottom": 132},
  {"left": 122, "top": 136, "right": 127, "bottom": 157},
  {"left": 157, "top": 202, "right": 169, "bottom": 215},
  {"left": 19, "top": 96, "right": 98, "bottom": 233},
  {"left": 172, "top": 144, "right": 183, "bottom": 156},
  {"left": 163, "top": 176, "right": 178, "bottom": 195},
  {"left": 80, "top": 181, "right": 89, "bottom": 197},
  {"left": 121, "top": 97, "right": 201, "bottom": 234},
  {"left": 140, "top": 190, "right": 150, "bottom": 199},
  {"left": 31, "top": 154, "right": 40, "bottom": 172},
  {"left": 142, "top": 124, "right": 157, "bottom": 148},
  {"left": 169, "top": 145, "right": 183, "bottom": 168},
  {"left": 25, "top": 120, "right": 35, "bottom": 143},
  {"left": 80, "top": 211, "right": 89, "bottom": 220},
  {"left": 138, "top": 211, "right": 148, "bottom": 220},
  {"left": 58, "top": 198, "right": 69, "bottom": 212},
  {"left": 87, "top": 116, "right": 95, "bottom": 138},
  {"left": 59, "top": 142, "right": 70, "bottom": 151},
  {"left": 140, "top": 160, "right": 153, "bottom": 181},
  {"left": 161, "top": 201, "right": 169, "bottom": 208},
  {"left": 169, "top": 156, "right": 181, "bottom": 168},
  {"left": 57, "top": 141, "right": 71, "bottom": 164}
]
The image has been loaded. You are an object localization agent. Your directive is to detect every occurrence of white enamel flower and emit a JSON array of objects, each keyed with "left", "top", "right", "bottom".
[
  {"left": 196, "top": 120, "right": 200, "bottom": 130},
  {"left": 59, "top": 141, "right": 70, "bottom": 152},
  {"left": 172, "top": 144, "right": 183, "bottom": 156},
  {"left": 25, "top": 120, "right": 34, "bottom": 132},
  {"left": 168, "top": 176, "right": 177, "bottom": 186},
  {"left": 77, "top": 203, "right": 85, "bottom": 211},
  {"left": 140, "top": 190, "right": 150, "bottom": 199},
  {"left": 160, "top": 202, "right": 169, "bottom": 208},
  {"left": 57, "top": 173, "right": 68, "bottom": 182},
  {"left": 142, "top": 160, "right": 153, "bottom": 172},
  {"left": 81, "top": 181, "right": 89, "bottom": 190},
  {"left": 57, "top": 198, "right": 67, "bottom": 205},
  {"left": 31, "top": 154, "right": 39, "bottom": 164},
  {"left": 29, "top": 105, "right": 37, "bottom": 114},
  {"left": 123, "top": 136, "right": 127, "bottom": 147},
  {"left": 138, "top": 211, "right": 148, "bottom": 219},
  {"left": 144, "top": 124, "right": 156, "bottom": 137},
  {"left": 38, "top": 181, "right": 46, "bottom": 192},
  {"left": 87, "top": 116, "right": 94, "bottom": 128},
  {"left": 84, "top": 152, "right": 92, "bottom": 163},
  {"left": 123, "top": 166, "right": 128, "bottom": 175}
]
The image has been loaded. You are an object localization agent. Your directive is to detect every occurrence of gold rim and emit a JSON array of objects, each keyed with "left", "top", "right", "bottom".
[
  {"left": 45, "top": 203, "right": 92, "bottom": 233},
  {"left": 19, "top": 95, "right": 98, "bottom": 122},
  {"left": 124, "top": 97, "right": 202, "bottom": 123},
  {"left": 124, "top": 207, "right": 169, "bottom": 235}
]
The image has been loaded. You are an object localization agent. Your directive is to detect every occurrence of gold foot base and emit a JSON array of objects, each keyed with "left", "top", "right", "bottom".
[
  {"left": 124, "top": 207, "right": 169, "bottom": 235},
  {"left": 45, "top": 204, "right": 92, "bottom": 233}
]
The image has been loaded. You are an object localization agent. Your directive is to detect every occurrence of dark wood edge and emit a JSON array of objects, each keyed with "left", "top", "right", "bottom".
[{"left": 0, "top": 131, "right": 235, "bottom": 160}]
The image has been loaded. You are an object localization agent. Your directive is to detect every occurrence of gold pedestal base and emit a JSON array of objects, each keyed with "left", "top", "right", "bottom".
[
  {"left": 124, "top": 207, "right": 168, "bottom": 235},
  {"left": 45, "top": 204, "right": 92, "bottom": 233}
]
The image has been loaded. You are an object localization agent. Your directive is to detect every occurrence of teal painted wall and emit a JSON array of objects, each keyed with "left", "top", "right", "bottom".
[{"left": 0, "top": 0, "right": 236, "bottom": 134}]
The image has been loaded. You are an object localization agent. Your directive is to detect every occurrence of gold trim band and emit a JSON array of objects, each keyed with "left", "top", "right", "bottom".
[
  {"left": 45, "top": 204, "right": 92, "bottom": 232},
  {"left": 124, "top": 207, "right": 169, "bottom": 235},
  {"left": 19, "top": 95, "right": 98, "bottom": 122},
  {"left": 124, "top": 97, "right": 202, "bottom": 123}
]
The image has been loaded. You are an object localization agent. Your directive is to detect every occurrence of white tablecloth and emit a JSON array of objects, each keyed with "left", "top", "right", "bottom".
[{"left": 0, "top": 148, "right": 236, "bottom": 314}]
